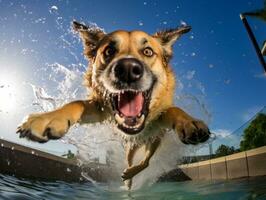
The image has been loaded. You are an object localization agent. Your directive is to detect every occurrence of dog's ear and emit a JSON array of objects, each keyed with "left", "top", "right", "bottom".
[
  {"left": 73, "top": 21, "right": 105, "bottom": 60},
  {"left": 153, "top": 25, "right": 191, "bottom": 62}
]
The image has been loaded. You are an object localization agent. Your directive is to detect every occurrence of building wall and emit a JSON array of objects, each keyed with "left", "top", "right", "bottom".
[{"left": 179, "top": 146, "right": 266, "bottom": 180}]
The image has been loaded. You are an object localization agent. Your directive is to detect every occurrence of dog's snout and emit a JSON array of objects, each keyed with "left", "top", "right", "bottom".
[{"left": 114, "top": 58, "right": 144, "bottom": 83}]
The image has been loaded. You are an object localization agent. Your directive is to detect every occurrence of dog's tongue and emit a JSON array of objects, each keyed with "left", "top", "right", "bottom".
[{"left": 118, "top": 92, "right": 144, "bottom": 117}]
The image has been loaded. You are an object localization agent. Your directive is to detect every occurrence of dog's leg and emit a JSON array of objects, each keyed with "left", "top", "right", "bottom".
[
  {"left": 123, "top": 144, "right": 139, "bottom": 190},
  {"left": 122, "top": 138, "right": 161, "bottom": 181},
  {"left": 16, "top": 100, "right": 106, "bottom": 143},
  {"left": 161, "top": 107, "right": 211, "bottom": 144}
]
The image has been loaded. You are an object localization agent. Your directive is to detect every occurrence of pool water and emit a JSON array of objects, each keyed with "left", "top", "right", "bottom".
[{"left": 1, "top": 174, "right": 266, "bottom": 200}]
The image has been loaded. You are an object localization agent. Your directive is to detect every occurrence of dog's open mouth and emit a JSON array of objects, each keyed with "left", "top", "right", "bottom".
[{"left": 111, "top": 89, "right": 152, "bottom": 135}]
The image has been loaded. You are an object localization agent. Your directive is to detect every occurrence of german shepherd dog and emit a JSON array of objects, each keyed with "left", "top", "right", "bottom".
[{"left": 17, "top": 21, "right": 210, "bottom": 189}]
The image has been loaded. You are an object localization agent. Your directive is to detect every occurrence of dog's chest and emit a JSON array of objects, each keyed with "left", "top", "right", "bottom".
[{"left": 113, "top": 120, "right": 166, "bottom": 147}]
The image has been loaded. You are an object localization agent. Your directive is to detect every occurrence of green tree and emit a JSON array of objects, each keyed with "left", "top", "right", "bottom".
[
  {"left": 62, "top": 150, "right": 75, "bottom": 159},
  {"left": 215, "top": 144, "right": 236, "bottom": 157},
  {"left": 240, "top": 113, "right": 266, "bottom": 151}
]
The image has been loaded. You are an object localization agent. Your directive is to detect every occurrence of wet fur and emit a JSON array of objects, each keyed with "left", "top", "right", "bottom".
[{"left": 17, "top": 21, "right": 210, "bottom": 190}]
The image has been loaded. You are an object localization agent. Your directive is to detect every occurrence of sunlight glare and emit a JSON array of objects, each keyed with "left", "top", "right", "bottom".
[{"left": 0, "top": 66, "right": 22, "bottom": 113}]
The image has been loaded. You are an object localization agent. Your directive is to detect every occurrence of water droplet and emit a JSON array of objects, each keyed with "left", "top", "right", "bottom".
[
  {"left": 180, "top": 20, "right": 187, "bottom": 26},
  {"left": 208, "top": 64, "right": 214, "bottom": 68},
  {"left": 49, "top": 5, "right": 58, "bottom": 14}
]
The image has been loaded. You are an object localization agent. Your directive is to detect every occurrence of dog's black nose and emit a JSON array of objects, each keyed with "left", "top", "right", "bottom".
[{"left": 114, "top": 58, "right": 144, "bottom": 83}]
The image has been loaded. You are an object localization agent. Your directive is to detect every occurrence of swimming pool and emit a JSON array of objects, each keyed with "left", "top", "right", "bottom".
[{"left": 1, "top": 174, "right": 266, "bottom": 200}]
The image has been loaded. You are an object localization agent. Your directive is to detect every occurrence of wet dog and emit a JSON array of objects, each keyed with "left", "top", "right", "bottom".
[{"left": 17, "top": 21, "right": 210, "bottom": 189}]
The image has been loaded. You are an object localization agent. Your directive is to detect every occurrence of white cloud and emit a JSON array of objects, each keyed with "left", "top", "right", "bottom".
[
  {"left": 210, "top": 128, "right": 242, "bottom": 150},
  {"left": 211, "top": 129, "right": 232, "bottom": 138}
]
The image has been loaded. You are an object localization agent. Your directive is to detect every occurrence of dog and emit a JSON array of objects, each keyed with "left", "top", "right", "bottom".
[{"left": 17, "top": 21, "right": 210, "bottom": 189}]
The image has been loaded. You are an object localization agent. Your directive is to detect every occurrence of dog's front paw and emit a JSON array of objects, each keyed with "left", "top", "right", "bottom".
[
  {"left": 16, "top": 113, "right": 71, "bottom": 143},
  {"left": 178, "top": 119, "right": 210, "bottom": 145}
]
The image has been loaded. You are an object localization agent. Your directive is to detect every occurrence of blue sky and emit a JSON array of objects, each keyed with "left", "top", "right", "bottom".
[{"left": 0, "top": 0, "right": 265, "bottom": 156}]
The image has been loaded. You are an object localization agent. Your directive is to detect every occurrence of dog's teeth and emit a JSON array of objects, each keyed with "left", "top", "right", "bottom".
[
  {"left": 139, "top": 114, "right": 145, "bottom": 123},
  {"left": 115, "top": 113, "right": 125, "bottom": 124}
]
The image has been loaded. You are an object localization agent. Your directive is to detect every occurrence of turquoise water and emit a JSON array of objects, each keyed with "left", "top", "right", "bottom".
[{"left": 1, "top": 174, "right": 266, "bottom": 200}]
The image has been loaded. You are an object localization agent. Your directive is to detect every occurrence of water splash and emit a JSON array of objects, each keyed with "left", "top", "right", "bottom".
[
  {"left": 24, "top": 14, "right": 212, "bottom": 187},
  {"left": 28, "top": 58, "right": 213, "bottom": 189},
  {"left": 30, "top": 84, "right": 57, "bottom": 111},
  {"left": 176, "top": 94, "right": 212, "bottom": 125}
]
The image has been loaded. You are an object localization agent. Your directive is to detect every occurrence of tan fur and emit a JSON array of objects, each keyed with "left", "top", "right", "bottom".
[{"left": 17, "top": 22, "right": 210, "bottom": 189}]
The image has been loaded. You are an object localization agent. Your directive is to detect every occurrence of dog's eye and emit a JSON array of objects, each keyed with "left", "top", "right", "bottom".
[
  {"left": 143, "top": 47, "right": 154, "bottom": 57},
  {"left": 104, "top": 46, "right": 116, "bottom": 57}
]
